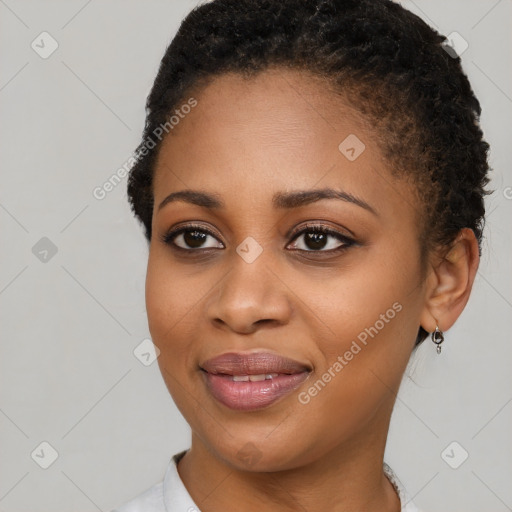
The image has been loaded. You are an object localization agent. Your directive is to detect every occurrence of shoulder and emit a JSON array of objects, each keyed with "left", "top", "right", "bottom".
[
  {"left": 383, "top": 462, "right": 424, "bottom": 512},
  {"left": 111, "top": 481, "right": 165, "bottom": 512},
  {"left": 111, "top": 450, "right": 195, "bottom": 512}
]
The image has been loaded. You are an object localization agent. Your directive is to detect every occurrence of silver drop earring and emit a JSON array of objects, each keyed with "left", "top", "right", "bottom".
[{"left": 431, "top": 325, "right": 444, "bottom": 354}]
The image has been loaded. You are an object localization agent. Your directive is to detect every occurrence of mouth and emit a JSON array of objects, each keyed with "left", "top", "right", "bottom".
[{"left": 200, "top": 352, "right": 312, "bottom": 411}]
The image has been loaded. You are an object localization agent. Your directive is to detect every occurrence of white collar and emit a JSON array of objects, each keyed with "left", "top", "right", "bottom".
[
  {"left": 383, "top": 462, "right": 422, "bottom": 511},
  {"left": 162, "top": 450, "right": 200, "bottom": 511}
]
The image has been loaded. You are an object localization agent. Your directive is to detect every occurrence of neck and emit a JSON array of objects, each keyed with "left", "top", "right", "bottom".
[{"left": 177, "top": 408, "right": 401, "bottom": 512}]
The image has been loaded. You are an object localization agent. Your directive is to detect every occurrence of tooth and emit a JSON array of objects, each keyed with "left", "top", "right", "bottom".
[
  {"left": 232, "top": 375, "right": 249, "bottom": 382},
  {"left": 248, "top": 374, "right": 266, "bottom": 382},
  {"left": 266, "top": 373, "right": 278, "bottom": 379}
]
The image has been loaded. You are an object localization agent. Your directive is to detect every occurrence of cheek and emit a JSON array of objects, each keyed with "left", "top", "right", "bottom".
[
  {"left": 144, "top": 250, "right": 221, "bottom": 373},
  {"left": 145, "top": 251, "right": 194, "bottom": 355},
  {"left": 301, "top": 246, "right": 422, "bottom": 374},
  {"left": 145, "top": 248, "right": 200, "bottom": 330},
  {"left": 145, "top": 253, "right": 172, "bottom": 340},
  {"left": 291, "top": 296, "right": 414, "bottom": 456},
  {"left": 145, "top": 254, "right": 199, "bottom": 408}
]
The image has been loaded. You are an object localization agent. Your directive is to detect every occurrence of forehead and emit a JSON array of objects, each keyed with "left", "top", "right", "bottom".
[{"left": 152, "top": 68, "right": 412, "bottom": 221}]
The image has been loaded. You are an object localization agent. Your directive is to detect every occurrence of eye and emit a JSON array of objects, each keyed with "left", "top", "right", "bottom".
[
  {"left": 160, "top": 222, "right": 355, "bottom": 254},
  {"left": 287, "top": 224, "right": 355, "bottom": 253},
  {"left": 161, "top": 224, "right": 224, "bottom": 251}
]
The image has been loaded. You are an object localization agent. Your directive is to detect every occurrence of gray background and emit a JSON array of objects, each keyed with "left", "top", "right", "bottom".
[{"left": 0, "top": 1, "right": 510, "bottom": 511}]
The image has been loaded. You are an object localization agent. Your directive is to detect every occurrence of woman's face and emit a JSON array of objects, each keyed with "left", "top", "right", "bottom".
[{"left": 146, "top": 68, "right": 430, "bottom": 471}]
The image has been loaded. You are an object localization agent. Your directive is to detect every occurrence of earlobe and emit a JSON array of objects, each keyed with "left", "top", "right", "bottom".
[{"left": 419, "top": 228, "right": 480, "bottom": 333}]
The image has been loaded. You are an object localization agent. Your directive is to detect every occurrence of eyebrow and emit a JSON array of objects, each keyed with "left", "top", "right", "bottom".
[{"left": 157, "top": 188, "right": 378, "bottom": 216}]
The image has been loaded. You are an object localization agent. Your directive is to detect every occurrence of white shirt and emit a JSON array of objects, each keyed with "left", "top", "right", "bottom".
[{"left": 113, "top": 450, "right": 422, "bottom": 512}]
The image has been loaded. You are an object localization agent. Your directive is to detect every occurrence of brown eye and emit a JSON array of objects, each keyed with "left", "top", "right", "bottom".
[
  {"left": 288, "top": 225, "right": 354, "bottom": 252},
  {"left": 162, "top": 225, "right": 224, "bottom": 250},
  {"left": 161, "top": 223, "right": 355, "bottom": 255},
  {"left": 181, "top": 230, "right": 209, "bottom": 249}
]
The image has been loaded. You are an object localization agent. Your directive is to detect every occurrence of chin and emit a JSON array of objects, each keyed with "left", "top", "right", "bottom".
[{"left": 204, "top": 433, "right": 313, "bottom": 473}]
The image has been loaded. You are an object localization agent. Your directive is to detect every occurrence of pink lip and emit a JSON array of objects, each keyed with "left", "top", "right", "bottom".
[{"left": 200, "top": 352, "right": 311, "bottom": 411}]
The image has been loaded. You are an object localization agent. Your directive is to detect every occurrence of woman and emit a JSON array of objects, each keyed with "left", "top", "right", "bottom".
[{"left": 114, "top": 0, "right": 490, "bottom": 510}]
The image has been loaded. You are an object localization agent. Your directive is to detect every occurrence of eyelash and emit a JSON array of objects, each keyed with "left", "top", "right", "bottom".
[{"left": 160, "top": 222, "right": 356, "bottom": 256}]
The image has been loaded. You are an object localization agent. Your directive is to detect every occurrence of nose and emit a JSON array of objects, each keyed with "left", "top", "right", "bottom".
[{"left": 206, "top": 248, "right": 292, "bottom": 335}]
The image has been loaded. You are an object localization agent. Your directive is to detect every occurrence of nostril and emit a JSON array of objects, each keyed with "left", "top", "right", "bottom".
[{"left": 255, "top": 318, "right": 273, "bottom": 325}]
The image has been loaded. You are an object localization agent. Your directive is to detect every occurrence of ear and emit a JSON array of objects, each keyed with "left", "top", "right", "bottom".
[{"left": 419, "top": 228, "right": 480, "bottom": 333}]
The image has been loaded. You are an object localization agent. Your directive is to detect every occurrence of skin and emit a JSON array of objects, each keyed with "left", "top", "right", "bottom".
[{"left": 145, "top": 67, "right": 479, "bottom": 512}]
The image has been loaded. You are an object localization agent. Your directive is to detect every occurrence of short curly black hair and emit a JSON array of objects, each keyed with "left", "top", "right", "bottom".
[{"left": 127, "top": 0, "right": 491, "bottom": 347}]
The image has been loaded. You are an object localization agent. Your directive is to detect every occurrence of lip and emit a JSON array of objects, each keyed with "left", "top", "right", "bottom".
[{"left": 200, "top": 352, "right": 311, "bottom": 411}]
